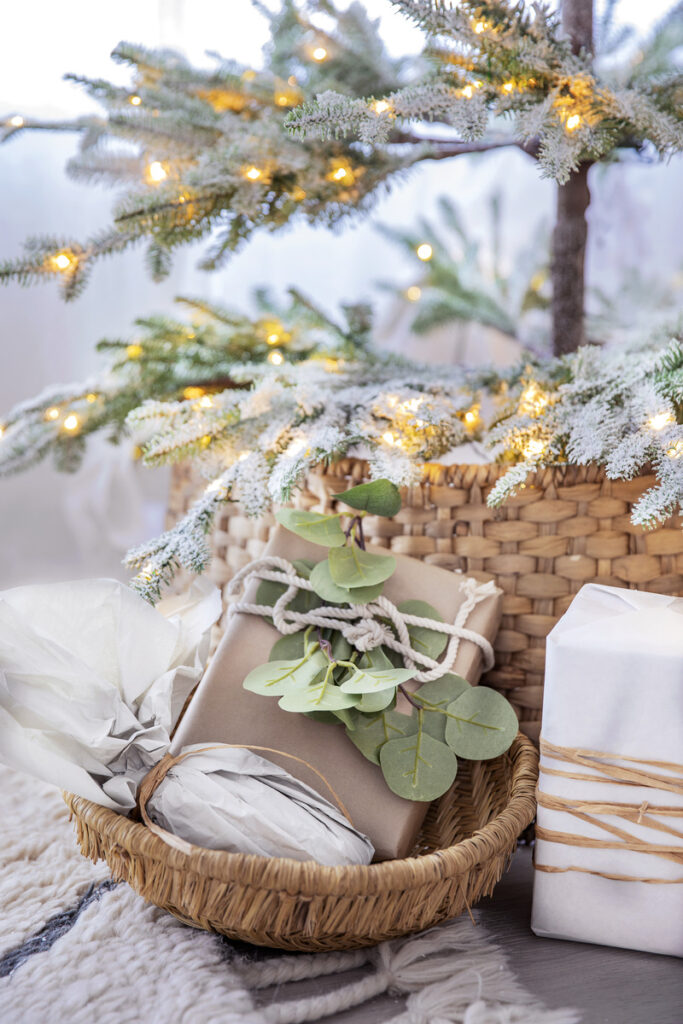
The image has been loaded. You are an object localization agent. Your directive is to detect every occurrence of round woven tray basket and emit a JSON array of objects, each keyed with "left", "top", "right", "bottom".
[
  {"left": 167, "top": 458, "right": 683, "bottom": 743},
  {"left": 65, "top": 734, "right": 537, "bottom": 952}
]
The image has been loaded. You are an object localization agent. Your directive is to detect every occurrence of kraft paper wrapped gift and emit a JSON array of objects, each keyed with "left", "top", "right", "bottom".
[
  {"left": 531, "top": 584, "right": 683, "bottom": 957},
  {"left": 172, "top": 526, "right": 503, "bottom": 860}
]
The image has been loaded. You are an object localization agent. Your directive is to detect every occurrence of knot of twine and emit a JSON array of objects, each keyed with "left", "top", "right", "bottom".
[{"left": 227, "top": 555, "right": 496, "bottom": 683}]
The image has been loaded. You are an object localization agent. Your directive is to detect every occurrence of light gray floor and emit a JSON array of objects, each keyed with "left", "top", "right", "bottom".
[{"left": 259, "top": 847, "right": 682, "bottom": 1024}]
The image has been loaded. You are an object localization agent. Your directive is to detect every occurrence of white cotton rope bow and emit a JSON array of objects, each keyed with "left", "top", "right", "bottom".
[{"left": 227, "top": 556, "right": 496, "bottom": 681}]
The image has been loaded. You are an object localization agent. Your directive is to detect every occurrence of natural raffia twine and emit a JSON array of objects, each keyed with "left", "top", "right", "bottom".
[
  {"left": 534, "top": 739, "right": 683, "bottom": 885},
  {"left": 138, "top": 743, "right": 355, "bottom": 856}
]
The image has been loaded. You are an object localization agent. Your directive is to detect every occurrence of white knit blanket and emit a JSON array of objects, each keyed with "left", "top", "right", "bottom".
[{"left": 0, "top": 765, "right": 579, "bottom": 1024}]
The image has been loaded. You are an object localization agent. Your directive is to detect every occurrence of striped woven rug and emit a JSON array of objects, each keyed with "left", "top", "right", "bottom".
[{"left": 0, "top": 765, "right": 578, "bottom": 1024}]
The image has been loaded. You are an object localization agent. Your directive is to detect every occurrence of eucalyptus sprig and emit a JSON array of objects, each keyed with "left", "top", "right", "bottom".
[{"left": 242, "top": 478, "right": 518, "bottom": 802}]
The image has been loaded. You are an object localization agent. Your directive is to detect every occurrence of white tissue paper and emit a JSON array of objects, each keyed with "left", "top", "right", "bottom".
[
  {"left": 146, "top": 745, "right": 375, "bottom": 865},
  {"left": 0, "top": 577, "right": 221, "bottom": 812},
  {"left": 531, "top": 584, "right": 683, "bottom": 957}
]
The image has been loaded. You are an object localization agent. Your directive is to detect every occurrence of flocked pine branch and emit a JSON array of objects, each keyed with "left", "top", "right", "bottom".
[{"left": 0, "top": 289, "right": 372, "bottom": 474}]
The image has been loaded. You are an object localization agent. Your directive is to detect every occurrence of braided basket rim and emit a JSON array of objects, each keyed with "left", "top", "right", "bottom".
[{"left": 64, "top": 733, "right": 537, "bottom": 898}]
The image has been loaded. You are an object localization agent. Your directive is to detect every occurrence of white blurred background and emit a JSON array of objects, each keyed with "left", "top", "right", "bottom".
[{"left": 0, "top": 0, "right": 681, "bottom": 587}]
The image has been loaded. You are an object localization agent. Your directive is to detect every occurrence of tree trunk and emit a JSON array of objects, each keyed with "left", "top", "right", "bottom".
[{"left": 551, "top": 0, "right": 594, "bottom": 356}]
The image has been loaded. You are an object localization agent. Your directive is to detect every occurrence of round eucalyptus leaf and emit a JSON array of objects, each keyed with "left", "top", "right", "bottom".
[
  {"left": 380, "top": 732, "right": 458, "bottom": 802},
  {"left": 305, "top": 710, "right": 340, "bottom": 725},
  {"left": 269, "top": 632, "right": 307, "bottom": 662},
  {"left": 279, "top": 681, "right": 358, "bottom": 713},
  {"left": 414, "top": 673, "right": 471, "bottom": 742},
  {"left": 332, "top": 479, "right": 401, "bottom": 517},
  {"left": 275, "top": 508, "right": 346, "bottom": 547},
  {"left": 398, "top": 600, "right": 448, "bottom": 661},
  {"left": 309, "top": 559, "right": 384, "bottom": 604},
  {"left": 356, "top": 687, "right": 396, "bottom": 713},
  {"left": 328, "top": 546, "right": 396, "bottom": 589},
  {"left": 444, "top": 686, "right": 519, "bottom": 760},
  {"left": 339, "top": 665, "right": 415, "bottom": 694},
  {"left": 243, "top": 649, "right": 328, "bottom": 697},
  {"left": 346, "top": 708, "right": 417, "bottom": 765}
]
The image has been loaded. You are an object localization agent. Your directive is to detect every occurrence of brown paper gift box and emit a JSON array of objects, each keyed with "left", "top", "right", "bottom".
[{"left": 172, "top": 526, "right": 503, "bottom": 860}]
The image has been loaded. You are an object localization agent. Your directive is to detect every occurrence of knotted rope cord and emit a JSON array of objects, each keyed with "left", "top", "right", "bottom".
[
  {"left": 226, "top": 556, "right": 496, "bottom": 682},
  {"left": 535, "top": 738, "right": 683, "bottom": 885}
]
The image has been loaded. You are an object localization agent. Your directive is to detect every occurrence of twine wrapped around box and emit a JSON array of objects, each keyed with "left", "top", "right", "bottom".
[{"left": 167, "top": 460, "right": 683, "bottom": 743}]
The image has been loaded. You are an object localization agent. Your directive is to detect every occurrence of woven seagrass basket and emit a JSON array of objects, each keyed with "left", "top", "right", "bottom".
[
  {"left": 167, "top": 459, "right": 683, "bottom": 743},
  {"left": 65, "top": 733, "right": 537, "bottom": 951}
]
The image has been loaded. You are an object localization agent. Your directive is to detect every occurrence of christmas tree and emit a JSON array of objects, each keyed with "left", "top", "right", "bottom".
[{"left": 0, "top": 0, "right": 681, "bottom": 600}]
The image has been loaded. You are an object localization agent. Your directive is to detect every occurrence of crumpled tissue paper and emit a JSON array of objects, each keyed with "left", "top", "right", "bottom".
[
  {"left": 146, "top": 744, "right": 375, "bottom": 865},
  {"left": 0, "top": 577, "right": 221, "bottom": 811}
]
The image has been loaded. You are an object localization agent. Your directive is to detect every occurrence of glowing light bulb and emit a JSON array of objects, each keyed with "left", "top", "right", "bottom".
[
  {"left": 565, "top": 114, "right": 582, "bottom": 132},
  {"left": 276, "top": 94, "right": 289, "bottom": 106},
  {"left": 44, "top": 407, "right": 60, "bottom": 421},
  {"left": 268, "top": 350, "right": 284, "bottom": 365},
  {"left": 244, "top": 165, "right": 263, "bottom": 181},
  {"left": 9, "top": 115, "right": 24, "bottom": 127},
  {"left": 464, "top": 406, "right": 479, "bottom": 427},
  {"left": 312, "top": 46, "right": 328, "bottom": 62},
  {"left": 523, "top": 439, "right": 547, "bottom": 459},
  {"left": 200, "top": 435, "right": 212, "bottom": 448},
  {"left": 85, "top": 393, "right": 98, "bottom": 403},
  {"left": 519, "top": 382, "right": 549, "bottom": 417},
  {"left": 327, "top": 159, "right": 355, "bottom": 185},
  {"left": 386, "top": 395, "right": 399, "bottom": 408},
  {"left": 416, "top": 243, "right": 433, "bottom": 261},
  {"left": 126, "top": 344, "right": 143, "bottom": 359},
  {"left": 129, "top": 95, "right": 142, "bottom": 106},
  {"left": 51, "top": 251, "right": 74, "bottom": 272},
  {"left": 461, "top": 85, "right": 474, "bottom": 99},
  {"left": 199, "top": 395, "right": 214, "bottom": 408},
  {"left": 63, "top": 413, "right": 80, "bottom": 433},
  {"left": 473, "top": 19, "right": 487, "bottom": 33},
  {"left": 382, "top": 431, "right": 397, "bottom": 445},
  {"left": 405, "top": 285, "right": 421, "bottom": 302},
  {"left": 649, "top": 411, "right": 675, "bottom": 431},
  {"left": 183, "top": 386, "right": 205, "bottom": 400},
  {"left": 502, "top": 81, "right": 514, "bottom": 94},
  {"left": 287, "top": 437, "right": 308, "bottom": 456},
  {"left": 147, "top": 160, "right": 167, "bottom": 183},
  {"left": 372, "top": 99, "right": 391, "bottom": 114},
  {"left": 0, "top": 423, "right": 5, "bottom": 438},
  {"left": 238, "top": 451, "right": 250, "bottom": 461},
  {"left": 205, "top": 478, "right": 225, "bottom": 495},
  {"left": 267, "top": 333, "right": 280, "bottom": 345}
]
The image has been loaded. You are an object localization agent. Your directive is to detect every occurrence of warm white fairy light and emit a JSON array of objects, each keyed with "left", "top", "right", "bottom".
[
  {"left": 416, "top": 243, "right": 433, "bottom": 261},
  {"left": 9, "top": 115, "right": 24, "bottom": 127},
  {"left": 518, "top": 382, "right": 550, "bottom": 417},
  {"left": 51, "top": 251, "right": 74, "bottom": 272},
  {"left": 501, "top": 81, "right": 514, "bottom": 94},
  {"left": 648, "top": 411, "right": 675, "bottom": 431},
  {"left": 405, "top": 285, "right": 421, "bottom": 302},
  {"left": 382, "top": 430, "right": 397, "bottom": 445},
  {"left": 312, "top": 46, "right": 328, "bottom": 62},
  {"left": 523, "top": 438, "right": 547, "bottom": 459},
  {"left": 565, "top": 114, "right": 582, "bottom": 132},
  {"left": 464, "top": 405, "right": 480, "bottom": 428},
  {"left": 460, "top": 85, "right": 474, "bottom": 99},
  {"left": 129, "top": 95, "right": 142, "bottom": 106},
  {"left": 244, "top": 165, "right": 263, "bottom": 181},
  {"left": 126, "top": 343, "right": 143, "bottom": 359},
  {"left": 372, "top": 99, "right": 391, "bottom": 114},
  {"left": 62, "top": 413, "right": 80, "bottom": 433},
  {"left": 268, "top": 350, "right": 284, "bottom": 365},
  {"left": 85, "top": 392, "right": 98, "bottom": 403},
  {"left": 238, "top": 451, "right": 250, "bottom": 461},
  {"left": 198, "top": 395, "right": 213, "bottom": 408},
  {"left": 147, "top": 161, "right": 168, "bottom": 183},
  {"left": 44, "top": 407, "right": 60, "bottom": 422}
]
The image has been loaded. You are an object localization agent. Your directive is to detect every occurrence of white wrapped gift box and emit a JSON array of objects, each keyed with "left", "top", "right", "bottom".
[{"left": 531, "top": 584, "right": 683, "bottom": 957}]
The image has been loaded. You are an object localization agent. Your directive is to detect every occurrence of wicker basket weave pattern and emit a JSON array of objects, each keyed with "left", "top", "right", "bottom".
[
  {"left": 65, "top": 734, "right": 538, "bottom": 951},
  {"left": 167, "top": 460, "right": 683, "bottom": 743}
]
